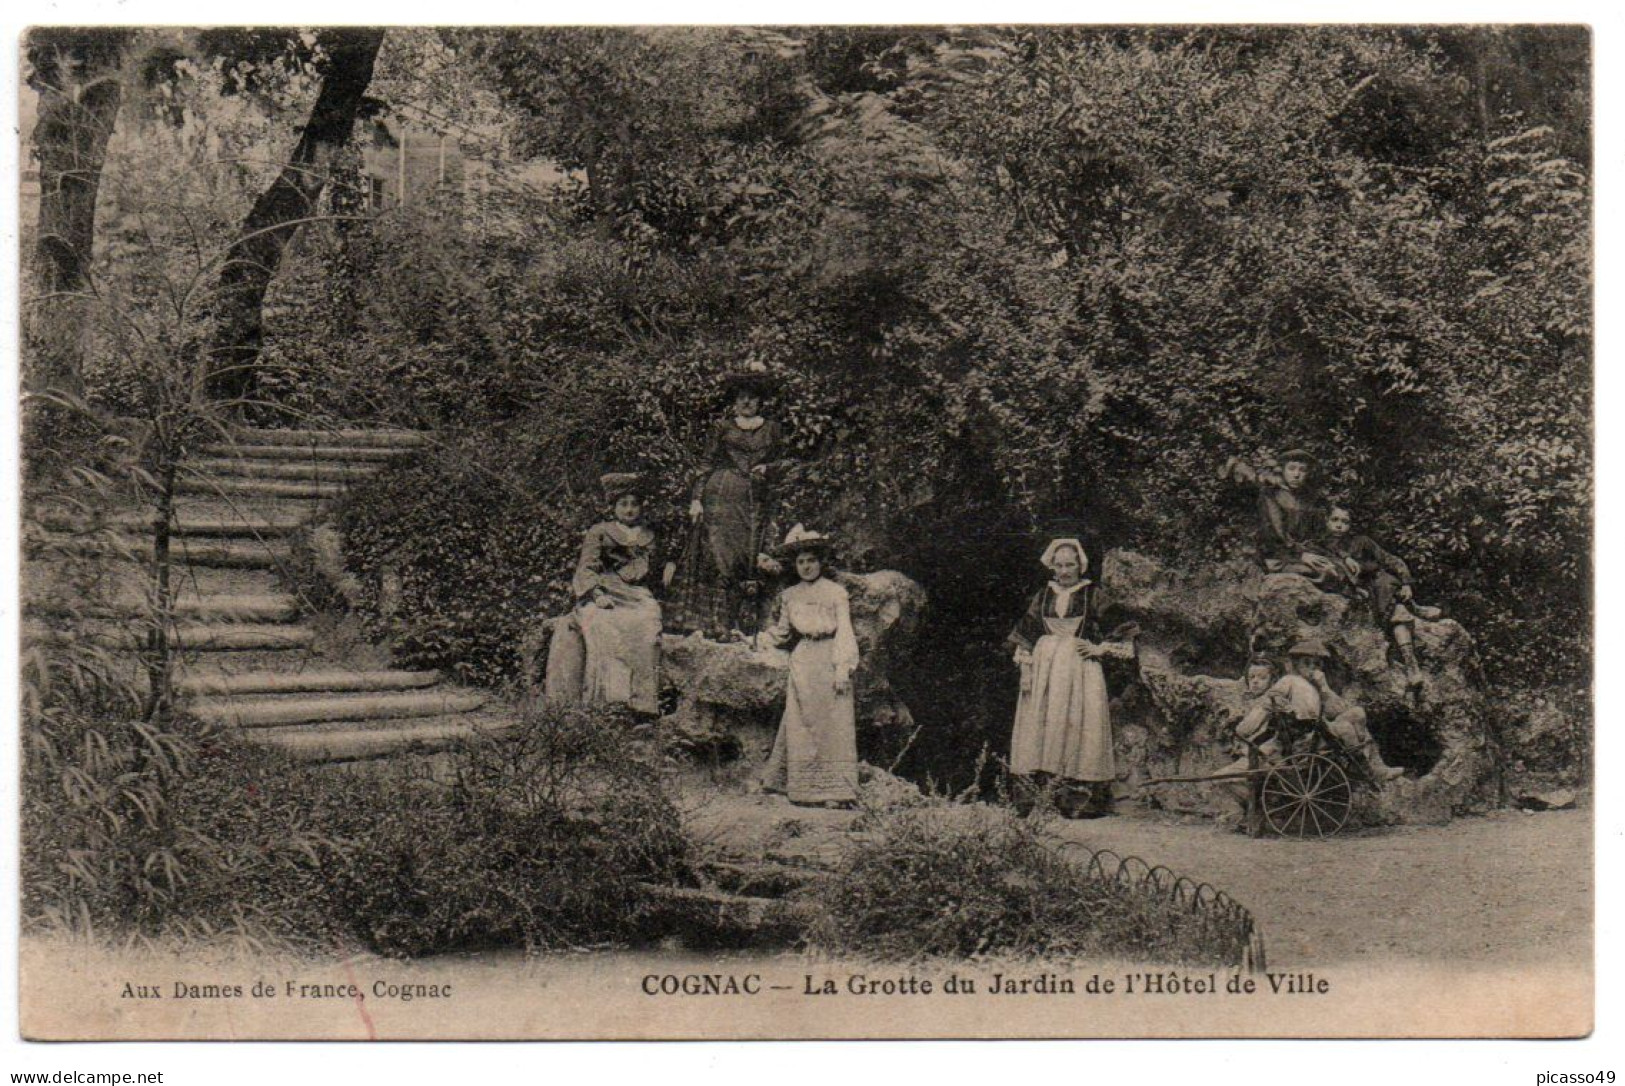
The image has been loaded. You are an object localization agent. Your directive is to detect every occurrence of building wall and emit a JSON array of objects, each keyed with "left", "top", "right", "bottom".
[{"left": 358, "top": 119, "right": 467, "bottom": 211}]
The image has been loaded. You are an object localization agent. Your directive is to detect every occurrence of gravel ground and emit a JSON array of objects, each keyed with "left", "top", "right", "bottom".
[
  {"left": 1047, "top": 805, "right": 1593, "bottom": 968},
  {"left": 683, "top": 787, "right": 1592, "bottom": 970}
]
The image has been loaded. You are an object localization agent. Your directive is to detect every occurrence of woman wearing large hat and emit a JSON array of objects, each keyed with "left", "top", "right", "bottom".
[
  {"left": 666, "top": 359, "right": 794, "bottom": 640},
  {"left": 546, "top": 472, "right": 663, "bottom": 715},
  {"left": 754, "top": 526, "right": 860, "bottom": 808}
]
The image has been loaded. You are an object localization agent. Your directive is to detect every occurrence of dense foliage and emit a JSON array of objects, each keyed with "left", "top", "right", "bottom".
[
  {"left": 815, "top": 802, "right": 1243, "bottom": 965},
  {"left": 250, "top": 27, "right": 1591, "bottom": 783}
]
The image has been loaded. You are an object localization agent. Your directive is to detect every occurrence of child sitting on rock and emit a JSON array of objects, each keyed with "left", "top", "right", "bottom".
[
  {"left": 1220, "top": 448, "right": 1344, "bottom": 584},
  {"left": 1216, "top": 642, "right": 1403, "bottom": 826},
  {"left": 1310, "top": 505, "right": 1442, "bottom": 691}
]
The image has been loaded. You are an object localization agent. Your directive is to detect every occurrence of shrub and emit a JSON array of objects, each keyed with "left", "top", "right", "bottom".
[
  {"left": 24, "top": 698, "right": 690, "bottom": 957},
  {"left": 325, "top": 705, "right": 688, "bottom": 957},
  {"left": 815, "top": 802, "right": 1246, "bottom": 966},
  {"left": 333, "top": 430, "right": 591, "bottom": 687}
]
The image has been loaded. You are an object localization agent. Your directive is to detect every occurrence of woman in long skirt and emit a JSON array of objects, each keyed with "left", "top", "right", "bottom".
[
  {"left": 665, "top": 364, "right": 791, "bottom": 639},
  {"left": 755, "top": 526, "right": 860, "bottom": 808},
  {"left": 553, "top": 473, "right": 663, "bottom": 715},
  {"left": 1007, "top": 538, "right": 1131, "bottom": 817}
]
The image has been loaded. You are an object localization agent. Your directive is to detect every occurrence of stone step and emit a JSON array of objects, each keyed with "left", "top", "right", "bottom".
[
  {"left": 50, "top": 534, "right": 292, "bottom": 569},
  {"left": 41, "top": 511, "right": 306, "bottom": 538},
  {"left": 207, "top": 443, "right": 406, "bottom": 463},
  {"left": 637, "top": 883, "right": 812, "bottom": 949},
  {"left": 170, "top": 495, "right": 324, "bottom": 521},
  {"left": 176, "top": 476, "right": 349, "bottom": 500},
  {"left": 158, "top": 537, "right": 294, "bottom": 569},
  {"left": 190, "top": 458, "right": 385, "bottom": 483},
  {"left": 90, "top": 622, "right": 317, "bottom": 652},
  {"left": 232, "top": 428, "right": 431, "bottom": 449},
  {"left": 108, "top": 593, "right": 299, "bottom": 623},
  {"left": 191, "top": 689, "right": 487, "bottom": 728},
  {"left": 695, "top": 859, "right": 827, "bottom": 897},
  {"left": 248, "top": 714, "right": 515, "bottom": 763},
  {"left": 171, "top": 647, "right": 337, "bottom": 676},
  {"left": 107, "top": 564, "right": 281, "bottom": 601},
  {"left": 176, "top": 668, "right": 441, "bottom": 697}
]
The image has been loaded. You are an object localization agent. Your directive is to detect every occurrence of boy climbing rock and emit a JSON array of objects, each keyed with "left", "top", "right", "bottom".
[{"left": 1311, "top": 505, "right": 1442, "bottom": 691}]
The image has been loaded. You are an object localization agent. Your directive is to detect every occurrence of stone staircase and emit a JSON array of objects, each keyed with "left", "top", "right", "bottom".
[{"left": 63, "top": 427, "right": 514, "bottom": 764}]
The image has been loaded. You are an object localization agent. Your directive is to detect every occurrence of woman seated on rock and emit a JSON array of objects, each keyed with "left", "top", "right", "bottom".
[
  {"left": 754, "top": 525, "right": 860, "bottom": 809},
  {"left": 559, "top": 472, "right": 663, "bottom": 716},
  {"left": 1006, "top": 538, "right": 1134, "bottom": 819}
]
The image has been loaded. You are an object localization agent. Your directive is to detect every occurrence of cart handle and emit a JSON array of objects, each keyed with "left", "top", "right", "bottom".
[{"left": 1139, "top": 770, "right": 1261, "bottom": 787}]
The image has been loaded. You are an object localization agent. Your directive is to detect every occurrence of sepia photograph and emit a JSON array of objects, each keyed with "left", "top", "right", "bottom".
[{"left": 10, "top": 20, "right": 1597, "bottom": 1047}]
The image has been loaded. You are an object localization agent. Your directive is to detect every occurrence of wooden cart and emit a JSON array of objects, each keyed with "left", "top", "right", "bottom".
[{"left": 1140, "top": 719, "right": 1379, "bottom": 838}]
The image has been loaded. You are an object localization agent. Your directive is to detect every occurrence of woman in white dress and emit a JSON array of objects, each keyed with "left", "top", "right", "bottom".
[
  {"left": 1007, "top": 538, "right": 1132, "bottom": 818},
  {"left": 755, "top": 526, "right": 860, "bottom": 808}
]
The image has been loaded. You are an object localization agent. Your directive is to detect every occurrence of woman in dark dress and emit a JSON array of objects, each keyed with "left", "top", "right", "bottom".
[{"left": 665, "top": 366, "right": 792, "bottom": 639}]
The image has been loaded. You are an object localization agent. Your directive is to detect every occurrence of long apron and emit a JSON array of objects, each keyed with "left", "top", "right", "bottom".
[{"left": 1010, "top": 615, "right": 1115, "bottom": 781}]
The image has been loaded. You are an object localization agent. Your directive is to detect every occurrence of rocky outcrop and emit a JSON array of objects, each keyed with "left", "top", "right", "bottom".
[
  {"left": 1100, "top": 550, "right": 1494, "bottom": 824},
  {"left": 1497, "top": 686, "right": 1590, "bottom": 796},
  {"left": 662, "top": 570, "right": 926, "bottom": 766}
]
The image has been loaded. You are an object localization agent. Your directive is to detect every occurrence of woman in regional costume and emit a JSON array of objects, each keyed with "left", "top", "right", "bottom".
[
  {"left": 755, "top": 526, "right": 860, "bottom": 808},
  {"left": 566, "top": 472, "right": 663, "bottom": 715},
  {"left": 1007, "top": 538, "right": 1133, "bottom": 818},
  {"left": 666, "top": 363, "right": 792, "bottom": 640}
]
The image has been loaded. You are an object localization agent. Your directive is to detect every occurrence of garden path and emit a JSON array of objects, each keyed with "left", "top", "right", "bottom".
[{"left": 683, "top": 786, "right": 1591, "bottom": 970}]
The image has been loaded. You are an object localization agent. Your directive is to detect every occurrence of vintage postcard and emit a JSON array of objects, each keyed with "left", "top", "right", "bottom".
[{"left": 14, "top": 24, "right": 1592, "bottom": 1042}]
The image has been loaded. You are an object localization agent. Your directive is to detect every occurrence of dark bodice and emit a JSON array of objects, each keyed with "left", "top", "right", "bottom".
[
  {"left": 706, "top": 418, "right": 782, "bottom": 479},
  {"left": 1007, "top": 583, "right": 1101, "bottom": 652},
  {"left": 571, "top": 521, "right": 656, "bottom": 600}
]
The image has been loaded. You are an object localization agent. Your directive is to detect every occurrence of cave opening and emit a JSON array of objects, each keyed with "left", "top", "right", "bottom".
[{"left": 1364, "top": 703, "right": 1443, "bottom": 776}]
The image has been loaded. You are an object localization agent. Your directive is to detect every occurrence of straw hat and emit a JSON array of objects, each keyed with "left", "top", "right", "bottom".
[
  {"left": 1287, "top": 637, "right": 1330, "bottom": 659},
  {"left": 721, "top": 358, "right": 781, "bottom": 399},
  {"left": 772, "top": 523, "right": 836, "bottom": 562}
]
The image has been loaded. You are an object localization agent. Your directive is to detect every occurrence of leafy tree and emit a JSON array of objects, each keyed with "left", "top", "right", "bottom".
[
  {"left": 23, "top": 27, "right": 134, "bottom": 436},
  {"left": 205, "top": 27, "right": 386, "bottom": 405}
]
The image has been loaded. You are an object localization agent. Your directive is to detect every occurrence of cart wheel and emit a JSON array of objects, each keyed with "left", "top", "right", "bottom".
[{"left": 1260, "top": 753, "right": 1353, "bottom": 838}]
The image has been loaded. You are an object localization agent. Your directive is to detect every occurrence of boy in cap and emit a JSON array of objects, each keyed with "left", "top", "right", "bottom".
[{"left": 1221, "top": 449, "right": 1343, "bottom": 583}]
